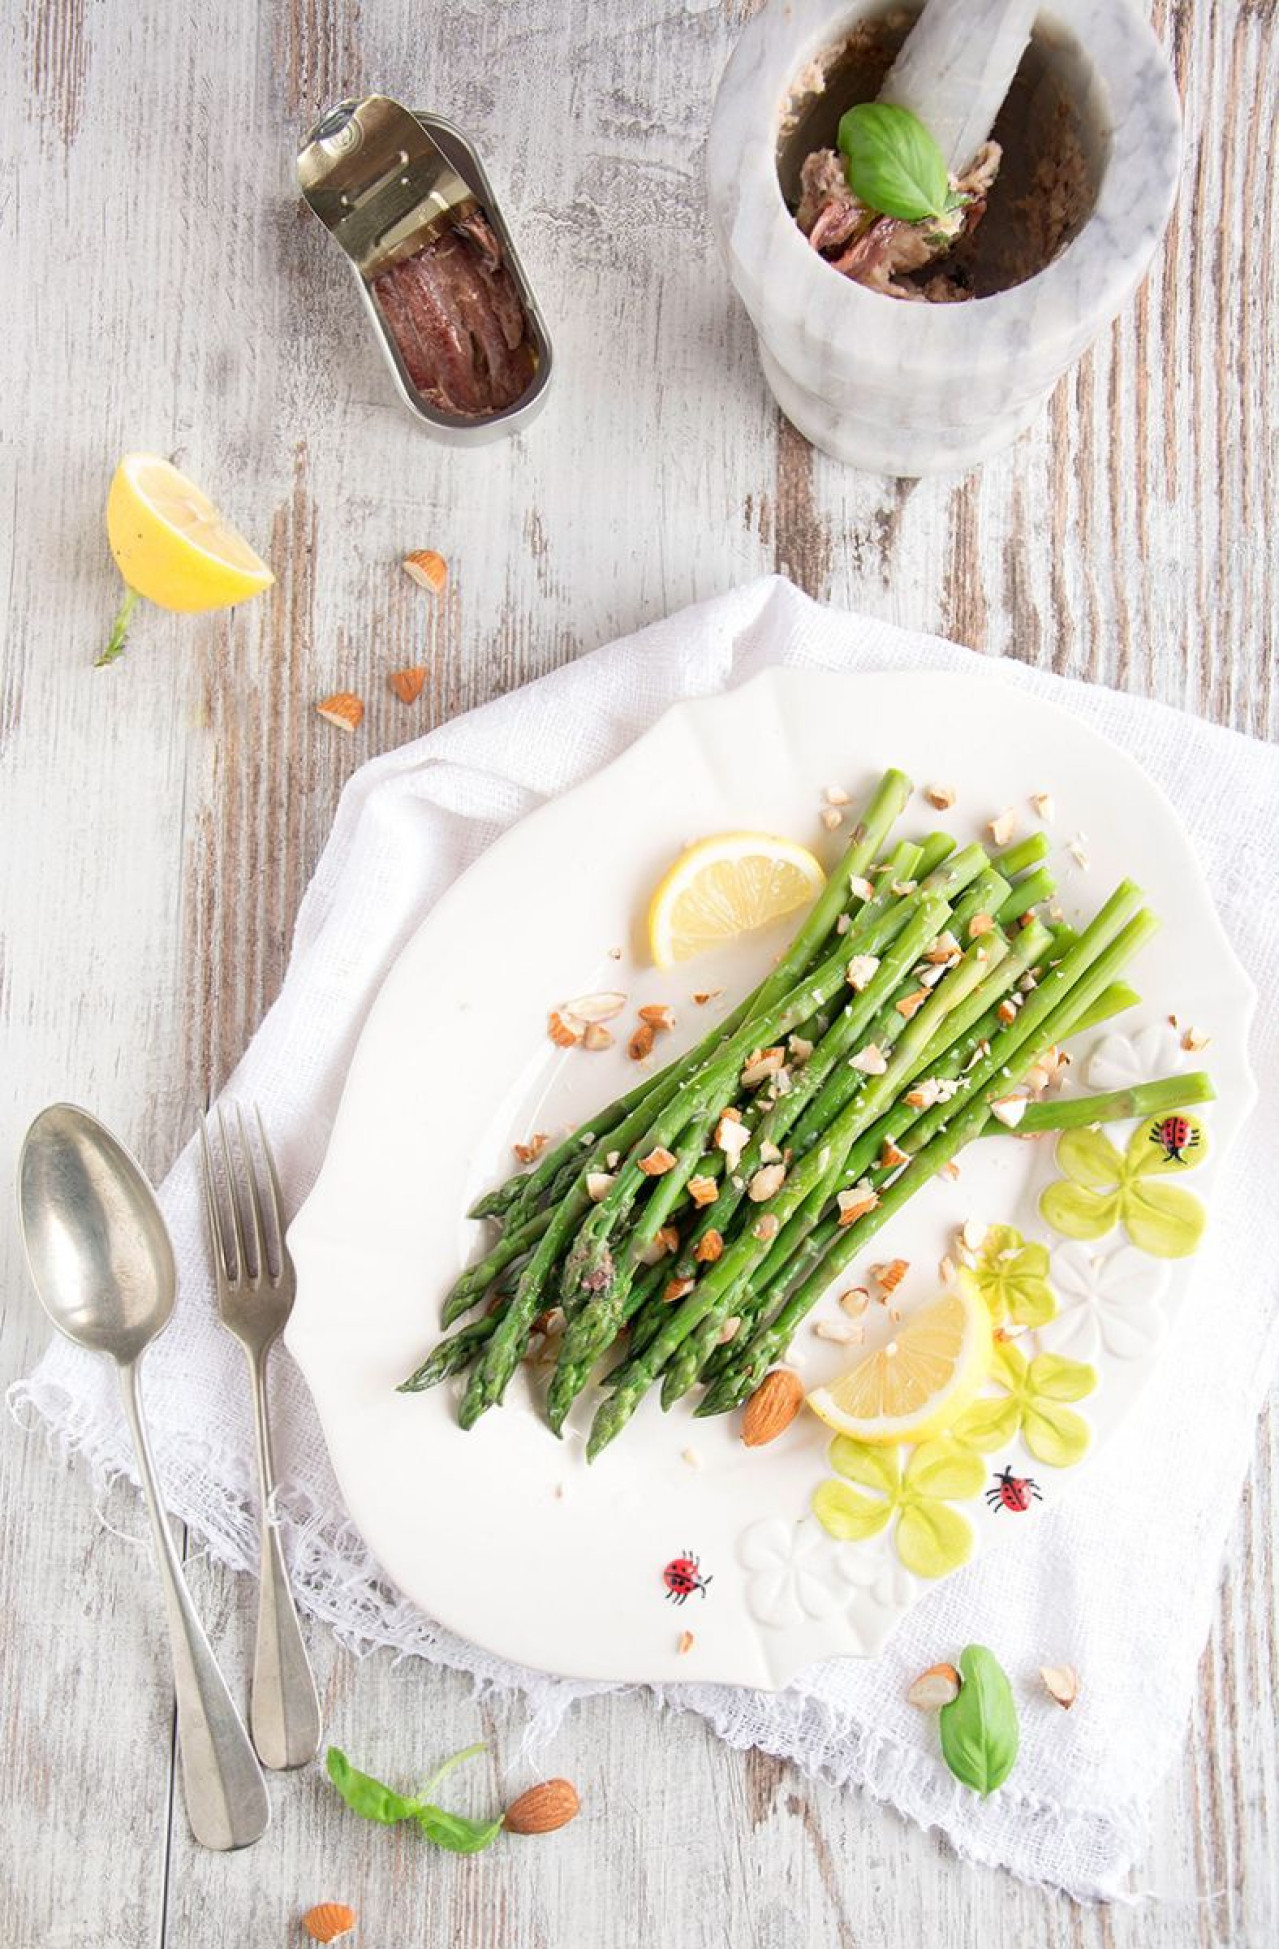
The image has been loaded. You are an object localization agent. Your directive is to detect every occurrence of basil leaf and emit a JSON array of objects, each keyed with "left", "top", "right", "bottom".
[
  {"left": 938, "top": 1645, "right": 1020, "bottom": 1796},
  {"left": 415, "top": 1805, "right": 506, "bottom": 1855},
  {"left": 326, "top": 1747, "right": 419, "bottom": 1825},
  {"left": 326, "top": 1742, "right": 506, "bottom": 1857},
  {"left": 837, "top": 103, "right": 951, "bottom": 223}
]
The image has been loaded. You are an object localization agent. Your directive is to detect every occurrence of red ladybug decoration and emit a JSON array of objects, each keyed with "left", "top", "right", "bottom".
[
  {"left": 1150, "top": 1115, "right": 1200, "bottom": 1165},
  {"left": 985, "top": 1465, "right": 1043, "bottom": 1513},
  {"left": 663, "top": 1550, "right": 713, "bottom": 1605}
]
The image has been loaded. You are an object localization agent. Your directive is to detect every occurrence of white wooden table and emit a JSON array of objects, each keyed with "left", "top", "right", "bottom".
[{"left": 2, "top": 3, "right": 1274, "bottom": 1943}]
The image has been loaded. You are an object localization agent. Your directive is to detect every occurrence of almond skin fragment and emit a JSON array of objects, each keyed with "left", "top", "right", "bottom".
[
  {"left": 316, "top": 692, "right": 364, "bottom": 732},
  {"left": 504, "top": 1778, "right": 581, "bottom": 1835},
  {"left": 513, "top": 1132, "right": 548, "bottom": 1164},
  {"left": 638, "top": 1003, "right": 675, "bottom": 1031},
  {"left": 303, "top": 1905, "right": 357, "bottom": 1944},
  {"left": 388, "top": 665, "right": 427, "bottom": 704},
  {"left": 547, "top": 1010, "right": 581, "bottom": 1048},
  {"left": 678, "top": 1630, "right": 695, "bottom": 1654},
  {"left": 639, "top": 1147, "right": 677, "bottom": 1176},
  {"left": 1181, "top": 1026, "right": 1211, "bottom": 1052},
  {"left": 1040, "top": 1664, "right": 1080, "bottom": 1709},
  {"left": 907, "top": 1663, "right": 962, "bottom": 1709},
  {"left": 403, "top": 548, "right": 448, "bottom": 593},
  {"left": 692, "top": 988, "right": 724, "bottom": 1006},
  {"left": 741, "top": 1367, "right": 805, "bottom": 1447},
  {"left": 687, "top": 1175, "right": 720, "bottom": 1208}
]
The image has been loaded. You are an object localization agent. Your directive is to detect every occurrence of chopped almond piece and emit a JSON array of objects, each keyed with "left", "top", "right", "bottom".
[
  {"left": 629, "top": 1021, "right": 656, "bottom": 1061},
  {"left": 403, "top": 548, "right": 448, "bottom": 593},
  {"left": 849, "top": 1044, "right": 888, "bottom": 1076},
  {"left": 741, "top": 1047, "right": 786, "bottom": 1087},
  {"left": 849, "top": 874, "right": 875, "bottom": 901},
  {"left": 563, "top": 991, "right": 627, "bottom": 1025},
  {"left": 694, "top": 1230, "right": 724, "bottom": 1264},
  {"left": 937, "top": 1160, "right": 961, "bottom": 1182},
  {"left": 316, "top": 692, "right": 364, "bottom": 732},
  {"left": 821, "top": 807, "right": 843, "bottom": 831},
  {"left": 891, "top": 879, "right": 918, "bottom": 897},
  {"left": 752, "top": 1214, "right": 781, "bottom": 1242},
  {"left": 924, "top": 783, "right": 956, "bottom": 810},
  {"left": 788, "top": 1034, "right": 814, "bottom": 1064},
  {"left": 638, "top": 1003, "right": 675, "bottom": 1032},
  {"left": 988, "top": 808, "right": 1017, "bottom": 847},
  {"left": 547, "top": 1010, "right": 581, "bottom": 1048},
  {"left": 839, "top": 1286, "right": 870, "bottom": 1317},
  {"left": 513, "top": 1132, "right": 548, "bottom": 1164},
  {"left": 716, "top": 1115, "right": 750, "bottom": 1167},
  {"left": 1040, "top": 1664, "right": 1080, "bottom": 1709},
  {"left": 687, "top": 1175, "right": 720, "bottom": 1208},
  {"left": 997, "top": 998, "right": 1019, "bottom": 1025},
  {"left": 1031, "top": 791, "right": 1054, "bottom": 823},
  {"left": 586, "top": 1171, "right": 616, "bottom": 1202},
  {"left": 748, "top": 1162, "right": 787, "bottom": 1203},
  {"left": 895, "top": 990, "right": 929, "bottom": 1020},
  {"left": 692, "top": 988, "right": 724, "bottom": 1006},
  {"left": 814, "top": 1319, "right": 859, "bottom": 1344},
  {"left": 846, "top": 954, "right": 881, "bottom": 992},
  {"left": 939, "top": 1253, "right": 956, "bottom": 1283},
  {"left": 717, "top": 1315, "right": 742, "bottom": 1345},
  {"left": 678, "top": 1630, "right": 695, "bottom": 1655},
  {"left": 961, "top": 1219, "right": 989, "bottom": 1253},
  {"left": 637, "top": 1226, "right": 679, "bottom": 1266},
  {"left": 664, "top": 1277, "right": 695, "bottom": 1303},
  {"left": 990, "top": 1094, "right": 1028, "bottom": 1128},
  {"left": 924, "top": 933, "right": 961, "bottom": 964},
  {"left": 836, "top": 1182, "right": 879, "bottom": 1226},
  {"left": 581, "top": 1023, "right": 614, "bottom": 1051},
  {"left": 388, "top": 665, "right": 427, "bottom": 704},
  {"left": 968, "top": 913, "right": 995, "bottom": 938},
  {"left": 1181, "top": 1026, "right": 1211, "bottom": 1052},
  {"left": 825, "top": 785, "right": 852, "bottom": 806},
  {"left": 639, "top": 1147, "right": 677, "bottom": 1177},
  {"left": 880, "top": 1139, "right": 909, "bottom": 1170},
  {"left": 873, "top": 1258, "right": 909, "bottom": 1297}
]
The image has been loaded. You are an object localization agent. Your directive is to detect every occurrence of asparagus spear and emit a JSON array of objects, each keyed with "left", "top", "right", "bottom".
[{"left": 992, "top": 1070, "right": 1214, "bottom": 1133}]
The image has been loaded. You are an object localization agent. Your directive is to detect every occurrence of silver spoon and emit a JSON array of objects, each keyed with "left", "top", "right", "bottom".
[{"left": 18, "top": 1104, "right": 270, "bottom": 1852}]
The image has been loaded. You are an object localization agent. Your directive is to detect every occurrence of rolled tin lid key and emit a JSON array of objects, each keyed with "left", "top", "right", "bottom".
[{"left": 298, "top": 93, "right": 553, "bottom": 443}]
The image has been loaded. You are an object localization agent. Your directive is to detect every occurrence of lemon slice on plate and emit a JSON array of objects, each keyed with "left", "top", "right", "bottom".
[
  {"left": 106, "top": 453, "right": 274, "bottom": 612},
  {"left": 806, "top": 1285, "right": 993, "bottom": 1445},
  {"left": 648, "top": 831, "right": 825, "bottom": 968}
]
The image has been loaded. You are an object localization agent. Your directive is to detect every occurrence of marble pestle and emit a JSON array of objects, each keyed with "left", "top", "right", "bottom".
[{"left": 878, "top": 0, "right": 1040, "bottom": 174}]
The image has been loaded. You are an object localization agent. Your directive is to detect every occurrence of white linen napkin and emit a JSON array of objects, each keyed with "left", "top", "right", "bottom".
[{"left": 15, "top": 577, "right": 1276, "bottom": 1900}]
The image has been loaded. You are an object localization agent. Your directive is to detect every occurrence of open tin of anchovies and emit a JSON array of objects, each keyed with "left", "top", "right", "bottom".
[{"left": 298, "top": 94, "right": 552, "bottom": 444}]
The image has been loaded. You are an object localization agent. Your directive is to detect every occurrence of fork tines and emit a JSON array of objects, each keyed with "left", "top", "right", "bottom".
[{"left": 199, "top": 1104, "right": 286, "bottom": 1294}]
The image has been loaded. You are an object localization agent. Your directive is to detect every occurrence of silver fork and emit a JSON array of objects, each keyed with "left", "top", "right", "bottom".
[{"left": 199, "top": 1105, "right": 322, "bottom": 1771}]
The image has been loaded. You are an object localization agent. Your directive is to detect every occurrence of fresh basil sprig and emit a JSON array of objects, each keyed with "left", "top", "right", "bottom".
[
  {"left": 326, "top": 1742, "right": 505, "bottom": 1854},
  {"left": 837, "top": 102, "right": 958, "bottom": 223},
  {"left": 938, "top": 1646, "right": 1019, "bottom": 1796}
]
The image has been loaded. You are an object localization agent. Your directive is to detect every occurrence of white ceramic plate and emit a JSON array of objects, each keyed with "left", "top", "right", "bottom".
[{"left": 286, "top": 670, "right": 1256, "bottom": 1689}]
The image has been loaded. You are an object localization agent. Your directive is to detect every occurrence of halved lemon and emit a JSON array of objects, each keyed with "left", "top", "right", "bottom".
[
  {"left": 805, "top": 1285, "right": 993, "bottom": 1445},
  {"left": 647, "top": 832, "right": 826, "bottom": 968},
  {"left": 106, "top": 453, "right": 274, "bottom": 612}
]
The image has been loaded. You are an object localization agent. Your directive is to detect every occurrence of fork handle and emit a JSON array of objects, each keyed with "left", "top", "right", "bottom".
[
  {"left": 246, "top": 1349, "right": 323, "bottom": 1770},
  {"left": 119, "top": 1359, "right": 270, "bottom": 1849}
]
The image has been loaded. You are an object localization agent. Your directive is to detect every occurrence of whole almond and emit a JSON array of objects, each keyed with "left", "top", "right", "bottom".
[
  {"left": 741, "top": 1368, "right": 805, "bottom": 1448},
  {"left": 504, "top": 1778, "right": 581, "bottom": 1835},
  {"left": 388, "top": 665, "right": 427, "bottom": 704},
  {"left": 907, "top": 1663, "right": 962, "bottom": 1709},
  {"left": 302, "top": 1904, "right": 356, "bottom": 1944}
]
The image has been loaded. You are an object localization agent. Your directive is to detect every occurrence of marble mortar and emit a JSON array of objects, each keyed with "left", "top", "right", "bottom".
[{"left": 706, "top": 0, "right": 1181, "bottom": 477}]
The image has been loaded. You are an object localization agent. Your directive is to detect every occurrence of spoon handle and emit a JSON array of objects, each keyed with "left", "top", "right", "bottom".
[
  {"left": 119, "top": 1358, "right": 270, "bottom": 1850},
  {"left": 246, "top": 1348, "right": 323, "bottom": 1769}
]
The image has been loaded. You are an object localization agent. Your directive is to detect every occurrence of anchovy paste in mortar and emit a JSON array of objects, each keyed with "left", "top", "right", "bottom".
[
  {"left": 373, "top": 211, "right": 536, "bottom": 418},
  {"left": 796, "top": 141, "right": 1002, "bottom": 302}
]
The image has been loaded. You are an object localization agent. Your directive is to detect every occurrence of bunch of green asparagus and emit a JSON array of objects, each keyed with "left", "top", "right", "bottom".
[{"left": 401, "top": 769, "right": 1212, "bottom": 1459}]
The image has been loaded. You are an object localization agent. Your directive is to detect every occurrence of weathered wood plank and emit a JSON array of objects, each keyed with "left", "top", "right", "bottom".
[{"left": 0, "top": 0, "right": 1273, "bottom": 1944}]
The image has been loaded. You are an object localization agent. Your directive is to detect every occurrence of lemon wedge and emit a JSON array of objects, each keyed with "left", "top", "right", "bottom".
[
  {"left": 805, "top": 1286, "right": 993, "bottom": 1445},
  {"left": 647, "top": 832, "right": 826, "bottom": 968},
  {"left": 106, "top": 454, "right": 274, "bottom": 613}
]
